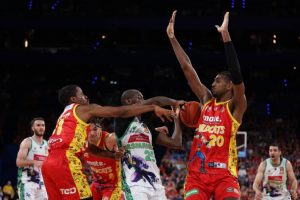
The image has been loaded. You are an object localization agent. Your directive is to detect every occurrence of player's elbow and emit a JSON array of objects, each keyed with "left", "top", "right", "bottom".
[{"left": 16, "top": 159, "right": 22, "bottom": 167}]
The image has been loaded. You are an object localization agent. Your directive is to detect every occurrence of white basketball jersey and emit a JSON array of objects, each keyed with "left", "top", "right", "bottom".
[
  {"left": 262, "top": 158, "right": 291, "bottom": 200},
  {"left": 120, "top": 117, "right": 163, "bottom": 190},
  {"left": 18, "top": 137, "right": 48, "bottom": 184}
]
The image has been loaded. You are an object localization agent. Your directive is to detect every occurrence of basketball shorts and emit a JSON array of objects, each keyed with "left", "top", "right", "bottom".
[
  {"left": 90, "top": 182, "right": 124, "bottom": 200},
  {"left": 130, "top": 185, "right": 167, "bottom": 200},
  {"left": 18, "top": 181, "right": 48, "bottom": 200},
  {"left": 42, "top": 150, "right": 92, "bottom": 200},
  {"left": 184, "top": 171, "right": 240, "bottom": 200}
]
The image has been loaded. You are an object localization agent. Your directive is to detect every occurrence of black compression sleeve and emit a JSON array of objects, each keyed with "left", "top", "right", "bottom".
[{"left": 224, "top": 42, "right": 243, "bottom": 84}]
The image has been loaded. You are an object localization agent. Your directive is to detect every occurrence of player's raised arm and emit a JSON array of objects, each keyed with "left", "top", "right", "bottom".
[
  {"left": 155, "top": 107, "right": 182, "bottom": 149},
  {"left": 167, "top": 10, "right": 212, "bottom": 105},
  {"left": 216, "top": 12, "right": 247, "bottom": 123}
]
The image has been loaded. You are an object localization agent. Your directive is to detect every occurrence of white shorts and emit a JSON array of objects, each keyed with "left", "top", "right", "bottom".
[
  {"left": 130, "top": 185, "right": 167, "bottom": 200},
  {"left": 262, "top": 195, "right": 291, "bottom": 200},
  {"left": 18, "top": 181, "right": 48, "bottom": 200}
]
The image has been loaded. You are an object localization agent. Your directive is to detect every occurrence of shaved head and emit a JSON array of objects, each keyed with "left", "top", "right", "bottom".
[{"left": 121, "top": 89, "right": 143, "bottom": 105}]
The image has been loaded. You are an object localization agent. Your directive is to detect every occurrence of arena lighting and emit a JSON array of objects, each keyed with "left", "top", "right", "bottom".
[
  {"left": 266, "top": 103, "right": 271, "bottom": 116},
  {"left": 231, "top": 0, "right": 235, "bottom": 9},
  {"left": 293, "top": 66, "right": 297, "bottom": 70},
  {"left": 51, "top": 0, "right": 61, "bottom": 10},
  {"left": 101, "top": 35, "right": 106, "bottom": 39},
  {"left": 24, "top": 39, "right": 29, "bottom": 48},
  {"left": 91, "top": 76, "right": 98, "bottom": 85},
  {"left": 27, "top": 0, "right": 33, "bottom": 10},
  {"left": 188, "top": 41, "right": 192, "bottom": 51},
  {"left": 242, "top": 0, "right": 246, "bottom": 9},
  {"left": 92, "top": 40, "right": 101, "bottom": 51},
  {"left": 283, "top": 79, "right": 288, "bottom": 87}
]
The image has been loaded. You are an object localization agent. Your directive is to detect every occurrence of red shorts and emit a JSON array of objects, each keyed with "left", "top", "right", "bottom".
[
  {"left": 90, "top": 182, "right": 124, "bottom": 200},
  {"left": 184, "top": 171, "right": 240, "bottom": 200},
  {"left": 42, "top": 150, "right": 92, "bottom": 200}
]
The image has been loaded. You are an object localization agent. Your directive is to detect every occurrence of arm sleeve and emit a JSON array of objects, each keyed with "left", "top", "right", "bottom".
[{"left": 224, "top": 41, "right": 243, "bottom": 84}]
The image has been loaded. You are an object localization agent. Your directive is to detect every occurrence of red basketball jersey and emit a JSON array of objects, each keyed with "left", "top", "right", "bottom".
[
  {"left": 83, "top": 152, "right": 119, "bottom": 186},
  {"left": 48, "top": 103, "right": 89, "bottom": 155},
  {"left": 188, "top": 99, "right": 240, "bottom": 177}
]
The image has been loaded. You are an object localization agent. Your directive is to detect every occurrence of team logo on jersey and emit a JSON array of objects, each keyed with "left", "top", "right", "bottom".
[
  {"left": 279, "top": 167, "right": 284, "bottom": 175},
  {"left": 185, "top": 189, "right": 199, "bottom": 198},
  {"left": 226, "top": 187, "right": 239, "bottom": 194}
]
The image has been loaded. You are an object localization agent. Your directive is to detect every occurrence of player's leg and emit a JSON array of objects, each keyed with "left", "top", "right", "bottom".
[
  {"left": 184, "top": 173, "right": 213, "bottom": 200},
  {"left": 213, "top": 174, "right": 240, "bottom": 200},
  {"left": 150, "top": 187, "right": 167, "bottom": 200},
  {"left": 130, "top": 186, "right": 150, "bottom": 200},
  {"left": 42, "top": 158, "right": 62, "bottom": 200},
  {"left": 43, "top": 152, "right": 92, "bottom": 200}
]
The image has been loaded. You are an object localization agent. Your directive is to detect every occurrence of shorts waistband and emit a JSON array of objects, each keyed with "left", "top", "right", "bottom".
[{"left": 207, "top": 162, "right": 227, "bottom": 169}]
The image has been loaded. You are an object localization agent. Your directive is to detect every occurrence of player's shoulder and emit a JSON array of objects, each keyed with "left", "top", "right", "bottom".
[{"left": 20, "top": 137, "right": 32, "bottom": 147}]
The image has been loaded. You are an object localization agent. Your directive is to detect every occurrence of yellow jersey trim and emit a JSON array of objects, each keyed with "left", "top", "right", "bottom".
[
  {"left": 73, "top": 104, "right": 88, "bottom": 126},
  {"left": 225, "top": 102, "right": 241, "bottom": 126}
]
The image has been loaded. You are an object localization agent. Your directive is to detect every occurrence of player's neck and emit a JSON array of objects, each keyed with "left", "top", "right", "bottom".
[
  {"left": 270, "top": 157, "right": 281, "bottom": 166},
  {"left": 32, "top": 134, "right": 43, "bottom": 145},
  {"left": 216, "top": 94, "right": 231, "bottom": 103}
]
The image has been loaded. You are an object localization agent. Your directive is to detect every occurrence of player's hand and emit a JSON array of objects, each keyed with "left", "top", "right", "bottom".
[
  {"left": 215, "top": 12, "right": 229, "bottom": 33},
  {"left": 114, "top": 147, "right": 125, "bottom": 160},
  {"left": 167, "top": 10, "right": 177, "bottom": 38},
  {"left": 290, "top": 189, "right": 297, "bottom": 200},
  {"left": 154, "top": 105, "right": 175, "bottom": 122},
  {"left": 254, "top": 191, "right": 262, "bottom": 200},
  {"left": 105, "top": 133, "right": 117, "bottom": 151},
  {"left": 33, "top": 160, "right": 43, "bottom": 169},
  {"left": 155, "top": 126, "right": 169, "bottom": 135}
]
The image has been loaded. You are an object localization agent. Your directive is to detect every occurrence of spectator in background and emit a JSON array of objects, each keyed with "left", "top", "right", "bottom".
[{"left": 2, "top": 181, "right": 14, "bottom": 200}]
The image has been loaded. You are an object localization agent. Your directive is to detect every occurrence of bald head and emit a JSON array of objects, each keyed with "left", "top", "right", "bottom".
[{"left": 121, "top": 89, "right": 143, "bottom": 105}]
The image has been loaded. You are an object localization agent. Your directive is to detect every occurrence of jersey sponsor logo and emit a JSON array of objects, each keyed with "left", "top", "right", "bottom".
[
  {"left": 268, "top": 176, "right": 283, "bottom": 181},
  {"left": 125, "top": 142, "right": 153, "bottom": 150},
  {"left": 86, "top": 160, "right": 105, "bottom": 167},
  {"left": 128, "top": 133, "right": 150, "bottom": 143},
  {"left": 203, "top": 115, "right": 222, "bottom": 123},
  {"left": 48, "top": 138, "right": 63, "bottom": 144},
  {"left": 198, "top": 124, "right": 225, "bottom": 135},
  {"left": 226, "top": 187, "right": 239, "bottom": 194},
  {"left": 90, "top": 166, "right": 113, "bottom": 174},
  {"left": 60, "top": 187, "right": 76, "bottom": 195},
  {"left": 185, "top": 189, "right": 199, "bottom": 198},
  {"left": 33, "top": 154, "right": 47, "bottom": 161}
]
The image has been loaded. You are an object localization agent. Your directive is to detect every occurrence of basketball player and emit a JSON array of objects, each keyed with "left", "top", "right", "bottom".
[
  {"left": 82, "top": 117, "right": 125, "bottom": 200},
  {"left": 167, "top": 11, "right": 247, "bottom": 200},
  {"left": 253, "top": 143, "right": 298, "bottom": 200},
  {"left": 115, "top": 89, "right": 183, "bottom": 200},
  {"left": 16, "top": 117, "right": 48, "bottom": 200},
  {"left": 41, "top": 85, "right": 176, "bottom": 200}
]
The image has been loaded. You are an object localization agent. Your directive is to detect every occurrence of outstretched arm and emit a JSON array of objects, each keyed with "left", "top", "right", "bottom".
[
  {"left": 216, "top": 12, "right": 247, "bottom": 123},
  {"left": 155, "top": 107, "right": 182, "bottom": 149},
  {"left": 253, "top": 161, "right": 265, "bottom": 200},
  {"left": 286, "top": 160, "right": 298, "bottom": 199},
  {"left": 142, "top": 96, "right": 185, "bottom": 107},
  {"left": 167, "top": 10, "right": 212, "bottom": 105},
  {"left": 78, "top": 104, "right": 175, "bottom": 123}
]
